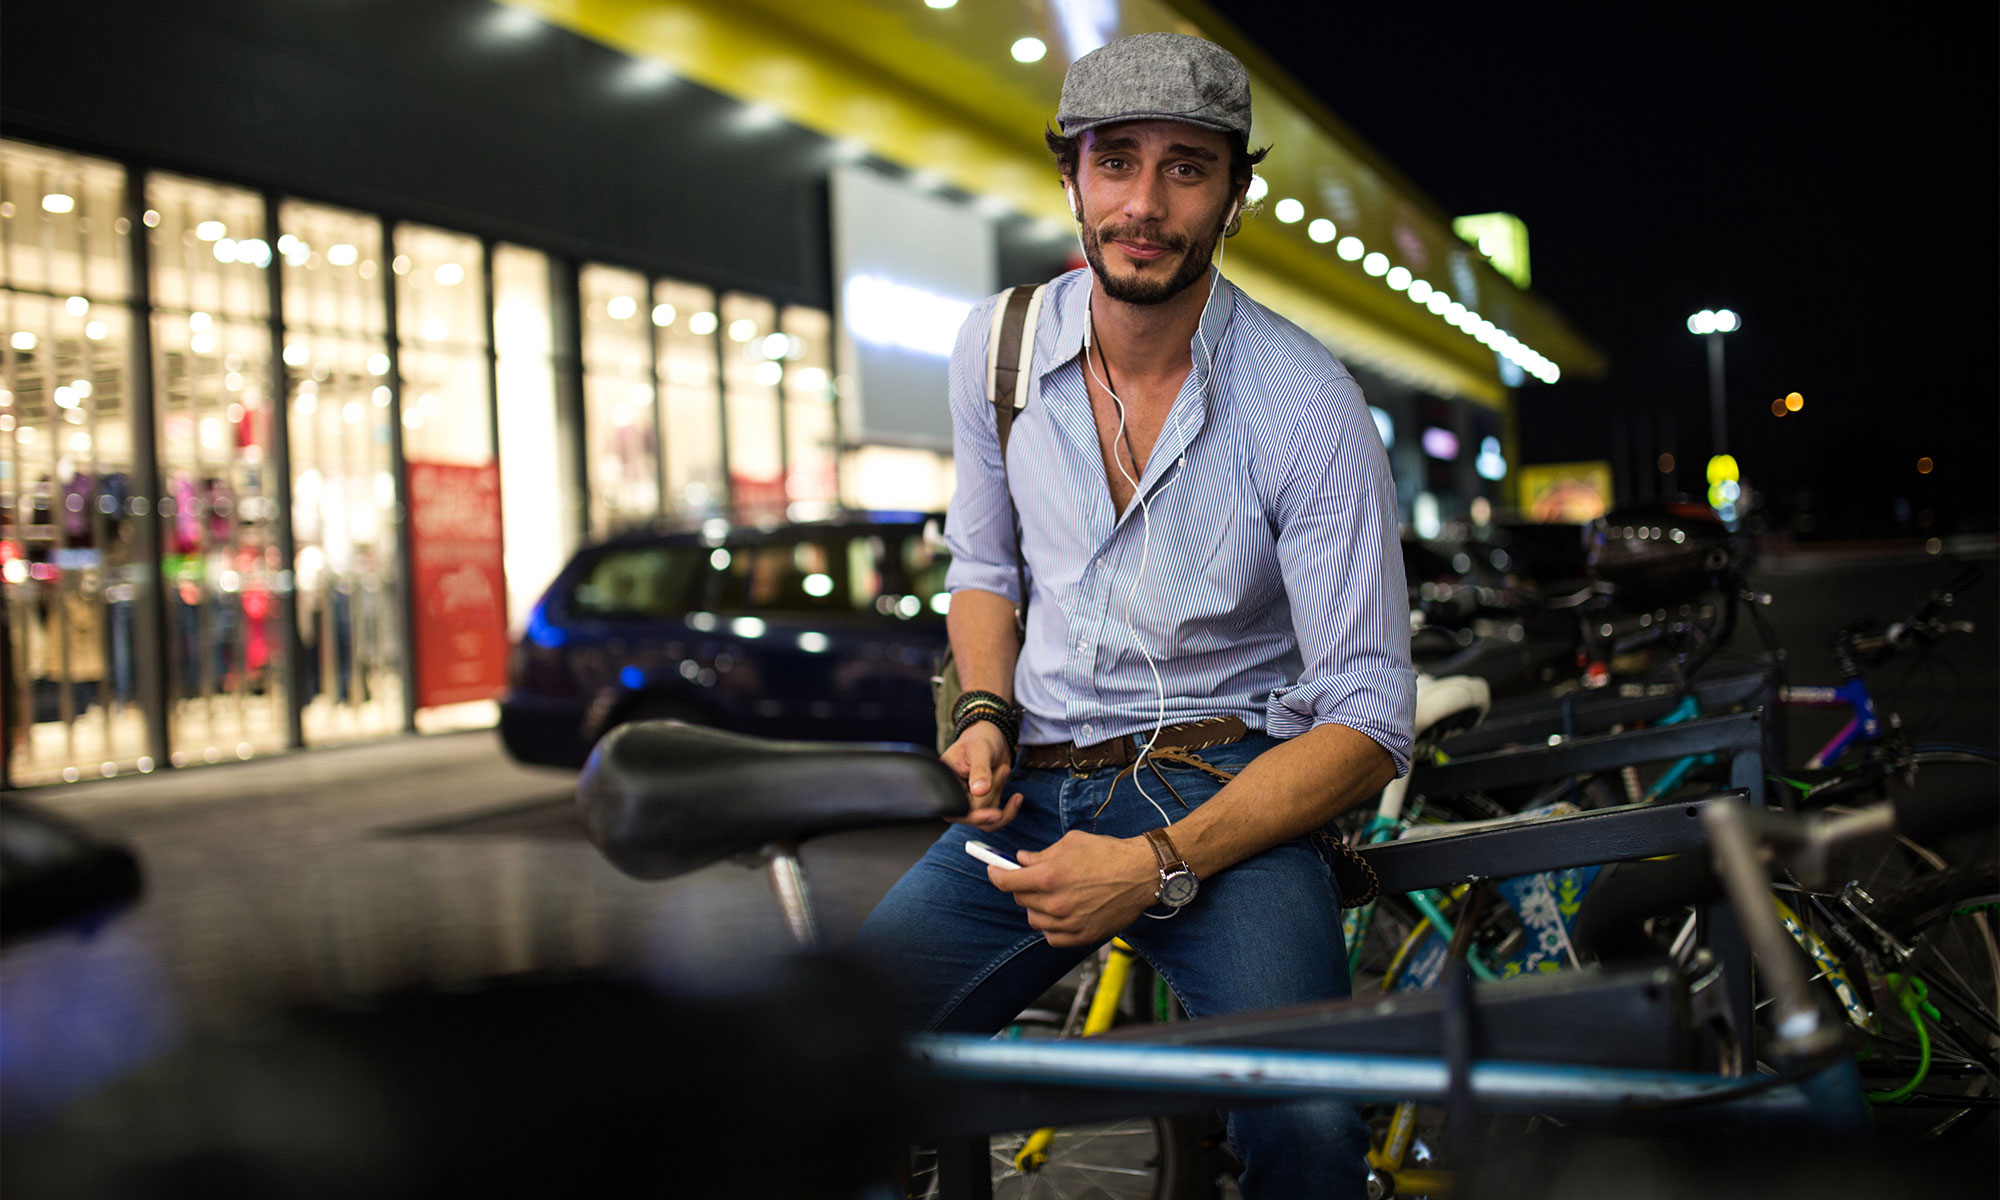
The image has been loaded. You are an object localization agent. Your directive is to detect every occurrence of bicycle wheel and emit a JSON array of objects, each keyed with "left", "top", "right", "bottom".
[
  {"left": 903, "top": 1013, "right": 1208, "bottom": 1200},
  {"left": 1848, "top": 865, "right": 2000, "bottom": 1142}
]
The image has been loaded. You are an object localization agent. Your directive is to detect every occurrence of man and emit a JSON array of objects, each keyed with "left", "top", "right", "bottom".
[{"left": 854, "top": 31, "right": 1415, "bottom": 1199}]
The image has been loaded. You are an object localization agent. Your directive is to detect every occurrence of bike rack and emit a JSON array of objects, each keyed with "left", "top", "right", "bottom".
[
  {"left": 1440, "top": 658, "right": 1784, "bottom": 768},
  {"left": 1414, "top": 709, "right": 1767, "bottom": 798}
]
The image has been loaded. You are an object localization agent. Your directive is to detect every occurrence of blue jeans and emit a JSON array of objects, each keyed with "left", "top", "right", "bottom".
[{"left": 851, "top": 733, "right": 1370, "bottom": 1200}]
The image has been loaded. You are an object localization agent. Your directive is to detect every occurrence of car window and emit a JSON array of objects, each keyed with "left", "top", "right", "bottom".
[{"left": 567, "top": 545, "right": 707, "bottom": 618}]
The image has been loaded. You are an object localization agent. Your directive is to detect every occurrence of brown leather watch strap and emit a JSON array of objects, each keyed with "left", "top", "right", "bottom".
[{"left": 1144, "top": 827, "right": 1186, "bottom": 873}]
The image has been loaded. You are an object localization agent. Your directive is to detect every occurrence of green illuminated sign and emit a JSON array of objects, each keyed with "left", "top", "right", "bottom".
[{"left": 1453, "top": 212, "right": 1531, "bottom": 290}]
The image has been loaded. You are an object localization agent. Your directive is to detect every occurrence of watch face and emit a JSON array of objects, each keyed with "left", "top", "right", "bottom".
[{"left": 1159, "top": 870, "right": 1199, "bottom": 908}]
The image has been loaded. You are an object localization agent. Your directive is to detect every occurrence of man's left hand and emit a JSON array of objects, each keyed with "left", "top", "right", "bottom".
[{"left": 990, "top": 830, "right": 1161, "bottom": 948}]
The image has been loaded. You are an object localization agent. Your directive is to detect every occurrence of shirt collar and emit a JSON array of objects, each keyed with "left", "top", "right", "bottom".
[{"left": 1038, "top": 267, "right": 1240, "bottom": 382}]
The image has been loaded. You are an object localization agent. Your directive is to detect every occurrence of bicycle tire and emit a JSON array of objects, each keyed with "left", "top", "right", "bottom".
[
  {"left": 1805, "top": 865, "right": 2000, "bottom": 1143},
  {"left": 904, "top": 1014, "right": 1208, "bottom": 1200}
]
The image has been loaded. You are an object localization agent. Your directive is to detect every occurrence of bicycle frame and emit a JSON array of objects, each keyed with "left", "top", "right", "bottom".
[{"left": 1780, "top": 678, "right": 1880, "bottom": 769}]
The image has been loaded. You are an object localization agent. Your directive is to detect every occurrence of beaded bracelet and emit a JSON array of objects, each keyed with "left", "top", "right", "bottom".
[{"left": 951, "top": 690, "right": 1019, "bottom": 754}]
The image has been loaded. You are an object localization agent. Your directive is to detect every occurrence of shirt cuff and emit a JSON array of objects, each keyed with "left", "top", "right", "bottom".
[
  {"left": 1266, "top": 668, "right": 1418, "bottom": 777},
  {"left": 943, "top": 558, "right": 1024, "bottom": 606}
]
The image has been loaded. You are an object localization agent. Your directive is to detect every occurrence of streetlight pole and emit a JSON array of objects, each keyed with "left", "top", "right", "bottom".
[{"left": 1687, "top": 308, "right": 1739, "bottom": 456}]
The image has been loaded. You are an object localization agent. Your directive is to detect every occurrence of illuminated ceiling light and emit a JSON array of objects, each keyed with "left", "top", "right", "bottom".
[
  {"left": 72, "top": 379, "right": 92, "bottom": 398},
  {"left": 237, "top": 238, "right": 271, "bottom": 268},
  {"left": 142, "top": 209, "right": 161, "bottom": 228},
  {"left": 926, "top": 0, "right": 957, "bottom": 7},
  {"left": 1407, "top": 279, "right": 1433, "bottom": 303},
  {"left": 327, "top": 243, "right": 359, "bottom": 267},
  {"left": 65, "top": 295, "right": 89, "bottom": 316},
  {"left": 1335, "top": 236, "right": 1364, "bottom": 262},
  {"left": 622, "top": 59, "right": 674, "bottom": 90},
  {"left": 727, "top": 318, "right": 757, "bottom": 343},
  {"left": 794, "top": 366, "right": 828, "bottom": 392},
  {"left": 283, "top": 343, "right": 308, "bottom": 366},
  {"left": 1011, "top": 37, "right": 1047, "bottom": 63},
  {"left": 367, "top": 352, "right": 391, "bottom": 375},
  {"left": 189, "top": 311, "right": 213, "bottom": 333},
  {"left": 1444, "top": 302, "right": 1467, "bottom": 323},
  {"left": 1785, "top": 391, "right": 1803, "bottom": 411},
  {"left": 689, "top": 311, "right": 719, "bottom": 336},
  {"left": 1426, "top": 291, "right": 1450, "bottom": 314},
  {"left": 1713, "top": 308, "right": 1740, "bottom": 332},
  {"left": 85, "top": 322, "right": 107, "bottom": 340},
  {"left": 434, "top": 262, "right": 465, "bottom": 286},
  {"left": 41, "top": 194, "right": 75, "bottom": 214},
  {"left": 753, "top": 360, "right": 784, "bottom": 387},
  {"left": 1306, "top": 218, "right": 1335, "bottom": 243},
  {"left": 196, "top": 220, "right": 226, "bottom": 241},
  {"left": 422, "top": 318, "right": 448, "bottom": 341},
  {"left": 1245, "top": 176, "right": 1269, "bottom": 204},
  {"left": 1544, "top": 363, "right": 1561, "bottom": 383},
  {"left": 215, "top": 239, "right": 242, "bottom": 264},
  {"left": 11, "top": 331, "right": 37, "bottom": 351},
  {"left": 1385, "top": 266, "right": 1412, "bottom": 291},
  {"left": 1687, "top": 309, "right": 1718, "bottom": 335},
  {"left": 760, "top": 332, "right": 791, "bottom": 359},
  {"left": 484, "top": 6, "right": 542, "bottom": 40},
  {"left": 1362, "top": 252, "right": 1390, "bottom": 277},
  {"left": 606, "top": 295, "right": 638, "bottom": 321},
  {"left": 1273, "top": 198, "right": 1304, "bottom": 223},
  {"left": 737, "top": 103, "right": 782, "bottom": 132},
  {"left": 652, "top": 303, "right": 676, "bottom": 327}
]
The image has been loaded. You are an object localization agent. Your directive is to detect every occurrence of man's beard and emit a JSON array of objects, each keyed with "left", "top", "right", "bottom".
[{"left": 1079, "top": 213, "right": 1222, "bottom": 306}]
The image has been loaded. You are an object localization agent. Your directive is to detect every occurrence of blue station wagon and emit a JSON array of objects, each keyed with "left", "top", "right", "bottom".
[{"left": 499, "top": 513, "right": 952, "bottom": 769}]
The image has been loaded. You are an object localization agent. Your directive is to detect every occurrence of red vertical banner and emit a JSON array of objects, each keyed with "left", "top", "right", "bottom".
[{"left": 406, "top": 461, "right": 509, "bottom": 708}]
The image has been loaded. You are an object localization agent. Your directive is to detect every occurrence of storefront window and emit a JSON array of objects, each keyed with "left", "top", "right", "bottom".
[
  {"left": 280, "top": 200, "right": 403, "bottom": 745},
  {"left": 779, "top": 304, "right": 837, "bottom": 518},
  {"left": 1, "top": 141, "right": 142, "bottom": 784},
  {"left": 494, "top": 244, "right": 571, "bottom": 631},
  {"left": 654, "top": 277, "right": 721, "bottom": 522},
  {"left": 580, "top": 263, "right": 658, "bottom": 533},
  {"left": 720, "top": 292, "right": 782, "bottom": 522},
  {"left": 147, "top": 173, "right": 289, "bottom": 768}
]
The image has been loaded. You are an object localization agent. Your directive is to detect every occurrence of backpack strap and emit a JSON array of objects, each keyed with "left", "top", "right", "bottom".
[
  {"left": 982, "top": 283, "right": 1045, "bottom": 628},
  {"left": 987, "top": 284, "right": 1047, "bottom": 452}
]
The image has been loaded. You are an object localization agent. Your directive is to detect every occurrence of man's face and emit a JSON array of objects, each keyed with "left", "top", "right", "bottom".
[{"left": 1072, "top": 121, "right": 1238, "bottom": 307}]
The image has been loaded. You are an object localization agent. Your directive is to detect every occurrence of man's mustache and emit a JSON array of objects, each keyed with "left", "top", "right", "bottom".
[{"left": 1096, "top": 223, "right": 1191, "bottom": 253}]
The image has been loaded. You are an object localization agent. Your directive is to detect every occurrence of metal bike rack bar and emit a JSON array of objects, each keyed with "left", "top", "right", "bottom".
[
  {"left": 1357, "top": 792, "right": 1739, "bottom": 895},
  {"left": 1414, "top": 709, "right": 1765, "bottom": 798},
  {"left": 913, "top": 1036, "right": 1842, "bottom": 1127},
  {"left": 1440, "top": 659, "right": 1782, "bottom": 761}
]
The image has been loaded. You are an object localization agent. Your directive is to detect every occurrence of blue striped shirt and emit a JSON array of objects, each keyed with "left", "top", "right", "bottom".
[{"left": 943, "top": 267, "right": 1417, "bottom": 776}]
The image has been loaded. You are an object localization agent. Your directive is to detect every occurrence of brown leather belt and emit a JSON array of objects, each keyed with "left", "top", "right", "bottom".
[{"left": 1018, "top": 716, "right": 1250, "bottom": 772}]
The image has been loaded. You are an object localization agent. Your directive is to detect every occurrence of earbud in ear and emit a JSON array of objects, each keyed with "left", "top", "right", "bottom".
[
  {"left": 1223, "top": 199, "right": 1241, "bottom": 229},
  {"left": 1066, "top": 183, "right": 1081, "bottom": 221}
]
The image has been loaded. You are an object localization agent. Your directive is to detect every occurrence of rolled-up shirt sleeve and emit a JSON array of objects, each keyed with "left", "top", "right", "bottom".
[
  {"left": 1263, "top": 377, "right": 1418, "bottom": 776},
  {"left": 941, "top": 295, "right": 1027, "bottom": 604}
]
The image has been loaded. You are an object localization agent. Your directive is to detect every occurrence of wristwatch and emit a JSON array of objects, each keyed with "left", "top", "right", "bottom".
[{"left": 1144, "top": 827, "right": 1199, "bottom": 911}]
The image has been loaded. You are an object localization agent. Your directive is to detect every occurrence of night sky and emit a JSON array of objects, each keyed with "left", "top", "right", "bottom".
[{"left": 1217, "top": 2, "right": 1998, "bottom": 540}]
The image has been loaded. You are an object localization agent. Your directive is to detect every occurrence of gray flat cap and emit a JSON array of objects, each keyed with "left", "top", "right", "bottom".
[{"left": 1057, "top": 32, "right": 1252, "bottom": 139}]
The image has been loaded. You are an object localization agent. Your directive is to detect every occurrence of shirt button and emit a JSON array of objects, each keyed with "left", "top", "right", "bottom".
[
  {"left": 1080, "top": 723, "right": 1094, "bottom": 738},
  {"left": 1076, "top": 639, "right": 1088, "bottom": 652}
]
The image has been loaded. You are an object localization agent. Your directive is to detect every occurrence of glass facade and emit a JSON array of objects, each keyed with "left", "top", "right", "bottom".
[{"left": 0, "top": 138, "right": 843, "bottom": 788}]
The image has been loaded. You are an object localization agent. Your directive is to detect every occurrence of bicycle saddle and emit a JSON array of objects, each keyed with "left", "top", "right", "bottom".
[{"left": 577, "top": 720, "right": 968, "bottom": 880}]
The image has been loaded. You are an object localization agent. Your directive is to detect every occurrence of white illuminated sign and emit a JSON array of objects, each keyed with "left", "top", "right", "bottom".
[{"left": 842, "top": 274, "right": 976, "bottom": 359}]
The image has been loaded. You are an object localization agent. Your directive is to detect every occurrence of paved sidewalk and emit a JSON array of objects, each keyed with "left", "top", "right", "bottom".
[{"left": 2, "top": 730, "right": 939, "bottom": 1123}]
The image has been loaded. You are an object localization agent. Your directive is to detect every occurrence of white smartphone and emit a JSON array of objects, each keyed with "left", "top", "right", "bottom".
[{"left": 964, "top": 840, "right": 1022, "bottom": 871}]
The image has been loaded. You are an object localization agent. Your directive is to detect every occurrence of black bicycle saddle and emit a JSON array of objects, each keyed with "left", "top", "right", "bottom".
[{"left": 576, "top": 720, "right": 968, "bottom": 880}]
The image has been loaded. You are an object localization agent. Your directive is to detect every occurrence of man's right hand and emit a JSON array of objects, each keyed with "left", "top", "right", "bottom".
[{"left": 941, "top": 720, "right": 1024, "bottom": 831}]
